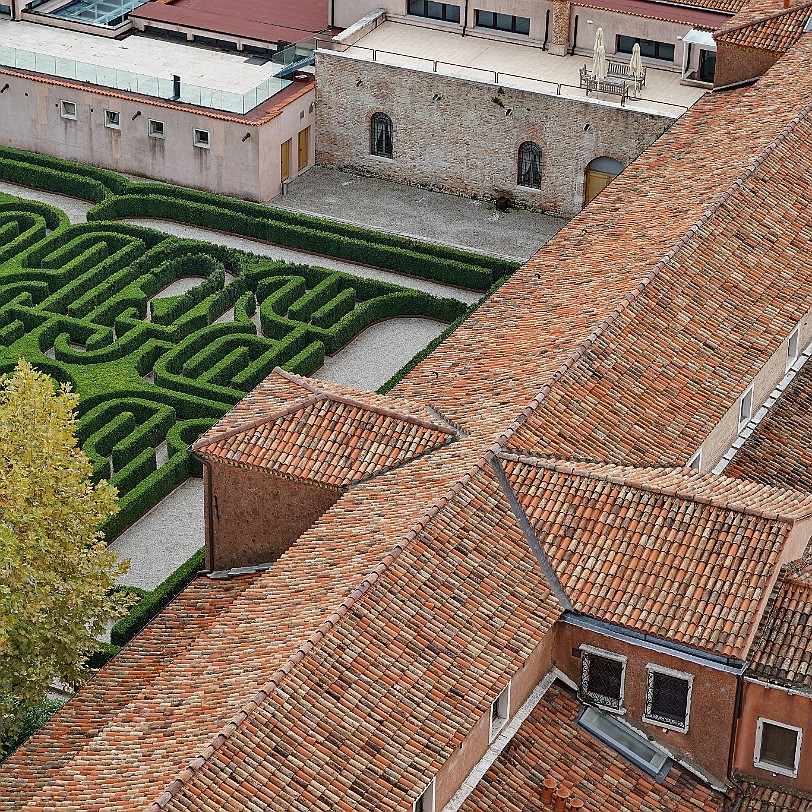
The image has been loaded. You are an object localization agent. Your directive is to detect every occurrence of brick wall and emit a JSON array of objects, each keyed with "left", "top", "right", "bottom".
[
  {"left": 204, "top": 461, "right": 342, "bottom": 571},
  {"left": 315, "top": 51, "right": 672, "bottom": 216}
]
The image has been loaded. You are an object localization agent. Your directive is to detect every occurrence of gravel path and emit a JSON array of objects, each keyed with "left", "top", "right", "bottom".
[
  {"left": 275, "top": 167, "right": 568, "bottom": 262},
  {"left": 109, "top": 479, "right": 204, "bottom": 591},
  {"left": 0, "top": 181, "right": 92, "bottom": 223}
]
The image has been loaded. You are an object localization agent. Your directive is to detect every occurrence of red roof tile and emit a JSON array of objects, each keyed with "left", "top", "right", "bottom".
[
  {"left": 192, "top": 368, "right": 456, "bottom": 487},
  {"left": 747, "top": 556, "right": 812, "bottom": 688},
  {"left": 715, "top": 0, "right": 812, "bottom": 51},
  {"left": 460, "top": 681, "right": 723, "bottom": 812},
  {"left": 737, "top": 778, "right": 812, "bottom": 811},
  {"left": 500, "top": 454, "right": 812, "bottom": 656}
]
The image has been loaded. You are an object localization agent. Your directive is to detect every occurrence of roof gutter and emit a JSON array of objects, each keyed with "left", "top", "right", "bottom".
[{"left": 562, "top": 612, "right": 748, "bottom": 673}]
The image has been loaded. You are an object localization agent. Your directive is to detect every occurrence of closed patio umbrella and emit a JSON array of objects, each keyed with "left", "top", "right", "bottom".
[
  {"left": 629, "top": 42, "right": 643, "bottom": 95},
  {"left": 595, "top": 27, "right": 604, "bottom": 50},
  {"left": 593, "top": 42, "right": 608, "bottom": 82}
]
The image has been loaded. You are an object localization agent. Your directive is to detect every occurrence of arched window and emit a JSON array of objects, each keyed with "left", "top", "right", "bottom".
[
  {"left": 370, "top": 113, "right": 393, "bottom": 159},
  {"left": 517, "top": 141, "right": 542, "bottom": 188}
]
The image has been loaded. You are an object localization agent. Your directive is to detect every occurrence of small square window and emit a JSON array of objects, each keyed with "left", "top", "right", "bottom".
[
  {"left": 739, "top": 386, "right": 754, "bottom": 427},
  {"left": 105, "top": 110, "right": 121, "bottom": 129},
  {"left": 194, "top": 129, "right": 210, "bottom": 148},
  {"left": 754, "top": 718, "right": 802, "bottom": 777},
  {"left": 580, "top": 647, "right": 626, "bottom": 711},
  {"left": 60, "top": 100, "right": 77, "bottom": 120},
  {"left": 644, "top": 666, "right": 693, "bottom": 731},
  {"left": 788, "top": 328, "right": 800, "bottom": 369},
  {"left": 413, "top": 778, "right": 435, "bottom": 812},
  {"left": 149, "top": 119, "right": 165, "bottom": 138},
  {"left": 489, "top": 683, "right": 511, "bottom": 741}
]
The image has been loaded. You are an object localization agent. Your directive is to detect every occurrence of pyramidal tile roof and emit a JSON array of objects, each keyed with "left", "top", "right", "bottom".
[
  {"left": 747, "top": 556, "right": 812, "bottom": 688},
  {"left": 460, "top": 681, "right": 723, "bottom": 812},
  {"left": 715, "top": 0, "right": 812, "bottom": 51},
  {"left": 192, "top": 367, "right": 457, "bottom": 487},
  {"left": 499, "top": 454, "right": 812, "bottom": 656}
]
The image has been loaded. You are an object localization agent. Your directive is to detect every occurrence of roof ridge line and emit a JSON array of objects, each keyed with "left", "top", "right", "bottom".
[
  {"left": 493, "top": 92, "right": 812, "bottom": 454},
  {"left": 496, "top": 451, "right": 802, "bottom": 522},
  {"left": 274, "top": 367, "right": 457, "bottom": 435},
  {"left": 149, "top": 449, "right": 495, "bottom": 812},
  {"left": 189, "top": 393, "right": 325, "bottom": 452},
  {"left": 716, "top": 0, "right": 812, "bottom": 35}
]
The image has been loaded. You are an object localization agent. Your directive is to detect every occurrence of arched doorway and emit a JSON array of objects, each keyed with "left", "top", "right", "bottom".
[{"left": 584, "top": 156, "right": 624, "bottom": 206}]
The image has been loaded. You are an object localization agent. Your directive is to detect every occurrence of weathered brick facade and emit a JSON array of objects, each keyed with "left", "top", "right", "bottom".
[{"left": 316, "top": 51, "right": 673, "bottom": 216}]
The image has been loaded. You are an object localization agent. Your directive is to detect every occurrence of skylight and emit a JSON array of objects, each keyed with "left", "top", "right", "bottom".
[{"left": 578, "top": 706, "right": 670, "bottom": 781}]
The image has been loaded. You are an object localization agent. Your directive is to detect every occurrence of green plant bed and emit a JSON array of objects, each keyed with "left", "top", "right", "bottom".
[{"left": 0, "top": 194, "right": 466, "bottom": 538}]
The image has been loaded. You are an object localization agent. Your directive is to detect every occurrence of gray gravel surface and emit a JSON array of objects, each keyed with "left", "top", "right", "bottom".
[
  {"left": 275, "top": 167, "right": 568, "bottom": 262},
  {"left": 108, "top": 478, "right": 204, "bottom": 591},
  {"left": 0, "top": 181, "right": 93, "bottom": 223}
]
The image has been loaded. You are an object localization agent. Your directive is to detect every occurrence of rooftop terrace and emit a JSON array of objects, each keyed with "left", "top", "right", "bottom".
[
  {"left": 333, "top": 21, "right": 708, "bottom": 117},
  {"left": 0, "top": 18, "right": 291, "bottom": 112}
]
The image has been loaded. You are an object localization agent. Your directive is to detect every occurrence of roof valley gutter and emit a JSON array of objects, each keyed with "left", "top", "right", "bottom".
[
  {"left": 562, "top": 612, "right": 747, "bottom": 672},
  {"left": 490, "top": 456, "right": 574, "bottom": 611}
]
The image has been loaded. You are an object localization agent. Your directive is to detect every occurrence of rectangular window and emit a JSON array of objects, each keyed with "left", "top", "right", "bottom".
[
  {"left": 148, "top": 119, "right": 165, "bottom": 138},
  {"left": 413, "top": 778, "right": 435, "bottom": 812},
  {"left": 104, "top": 110, "right": 121, "bottom": 129},
  {"left": 489, "top": 683, "right": 511, "bottom": 740},
  {"left": 298, "top": 126, "right": 310, "bottom": 171},
  {"left": 644, "top": 666, "right": 693, "bottom": 731},
  {"left": 408, "top": 0, "right": 460, "bottom": 22},
  {"left": 754, "top": 719, "right": 802, "bottom": 778},
  {"left": 739, "top": 385, "right": 754, "bottom": 427},
  {"left": 194, "top": 129, "right": 210, "bottom": 148},
  {"left": 580, "top": 647, "right": 626, "bottom": 711},
  {"left": 475, "top": 9, "right": 530, "bottom": 34},
  {"left": 60, "top": 100, "right": 77, "bottom": 120},
  {"left": 788, "top": 328, "right": 800, "bottom": 369},
  {"left": 616, "top": 35, "right": 675, "bottom": 62}
]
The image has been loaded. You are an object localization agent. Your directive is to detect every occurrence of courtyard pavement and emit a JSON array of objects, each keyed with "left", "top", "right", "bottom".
[{"left": 273, "top": 166, "right": 567, "bottom": 262}]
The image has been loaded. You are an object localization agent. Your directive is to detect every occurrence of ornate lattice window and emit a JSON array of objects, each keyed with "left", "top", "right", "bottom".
[
  {"left": 370, "top": 112, "right": 393, "bottom": 159},
  {"left": 644, "top": 667, "right": 692, "bottom": 730},
  {"left": 580, "top": 649, "right": 625, "bottom": 710},
  {"left": 517, "top": 141, "right": 542, "bottom": 189}
]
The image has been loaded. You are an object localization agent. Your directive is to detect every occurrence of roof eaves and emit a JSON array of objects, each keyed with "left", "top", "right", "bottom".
[{"left": 148, "top": 449, "right": 497, "bottom": 812}]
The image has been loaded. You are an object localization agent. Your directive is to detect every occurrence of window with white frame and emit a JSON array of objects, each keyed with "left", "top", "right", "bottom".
[
  {"left": 104, "top": 110, "right": 121, "bottom": 129},
  {"left": 60, "top": 100, "right": 77, "bottom": 120},
  {"left": 688, "top": 450, "right": 702, "bottom": 471},
  {"left": 194, "top": 129, "right": 210, "bottom": 148},
  {"left": 643, "top": 665, "right": 693, "bottom": 731},
  {"left": 787, "top": 328, "right": 800, "bottom": 370},
  {"left": 580, "top": 647, "right": 626, "bottom": 711},
  {"left": 754, "top": 718, "right": 802, "bottom": 778},
  {"left": 739, "top": 385, "right": 754, "bottom": 428},
  {"left": 489, "top": 683, "right": 511, "bottom": 740},
  {"left": 413, "top": 778, "right": 435, "bottom": 812},
  {"left": 148, "top": 119, "right": 165, "bottom": 138}
]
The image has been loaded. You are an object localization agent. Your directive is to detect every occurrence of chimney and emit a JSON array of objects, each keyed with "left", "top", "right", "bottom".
[
  {"left": 554, "top": 787, "right": 571, "bottom": 812},
  {"left": 570, "top": 799, "right": 584, "bottom": 811},
  {"left": 540, "top": 778, "right": 558, "bottom": 804}
]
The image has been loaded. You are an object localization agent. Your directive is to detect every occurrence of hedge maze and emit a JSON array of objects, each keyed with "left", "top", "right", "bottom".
[{"left": 0, "top": 193, "right": 467, "bottom": 539}]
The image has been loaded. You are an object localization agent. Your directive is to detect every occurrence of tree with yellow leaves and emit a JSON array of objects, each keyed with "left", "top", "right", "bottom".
[{"left": 0, "top": 360, "right": 129, "bottom": 754}]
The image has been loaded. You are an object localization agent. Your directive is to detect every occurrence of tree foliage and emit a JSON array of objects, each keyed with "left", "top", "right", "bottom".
[{"left": 0, "top": 360, "right": 128, "bottom": 753}]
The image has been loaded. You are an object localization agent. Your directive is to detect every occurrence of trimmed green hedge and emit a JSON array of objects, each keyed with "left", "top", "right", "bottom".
[{"left": 110, "top": 548, "right": 206, "bottom": 646}]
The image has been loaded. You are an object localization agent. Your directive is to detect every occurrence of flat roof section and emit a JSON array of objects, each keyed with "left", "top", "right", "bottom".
[{"left": 130, "top": 0, "right": 330, "bottom": 45}]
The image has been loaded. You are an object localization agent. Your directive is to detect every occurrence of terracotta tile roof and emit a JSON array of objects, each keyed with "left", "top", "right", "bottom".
[
  {"left": 500, "top": 454, "right": 812, "bottom": 657},
  {"left": 0, "top": 445, "right": 561, "bottom": 811},
  {"left": 715, "top": 0, "right": 812, "bottom": 50},
  {"left": 650, "top": 0, "right": 745, "bottom": 12},
  {"left": 459, "top": 681, "right": 723, "bottom": 812},
  {"left": 191, "top": 368, "right": 456, "bottom": 486},
  {"left": 737, "top": 778, "right": 812, "bottom": 811},
  {"left": 394, "top": 36, "right": 812, "bottom": 468},
  {"left": 726, "top": 364, "right": 812, "bottom": 492},
  {"left": 576, "top": 0, "right": 732, "bottom": 28},
  {"left": 747, "top": 556, "right": 812, "bottom": 688}
]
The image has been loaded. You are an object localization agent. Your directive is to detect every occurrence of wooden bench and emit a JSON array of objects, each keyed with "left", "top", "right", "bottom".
[
  {"left": 606, "top": 59, "right": 646, "bottom": 89},
  {"left": 579, "top": 67, "right": 630, "bottom": 105}
]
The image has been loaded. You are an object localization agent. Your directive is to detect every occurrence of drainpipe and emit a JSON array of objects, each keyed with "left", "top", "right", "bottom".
[
  {"left": 726, "top": 673, "right": 744, "bottom": 789},
  {"left": 542, "top": 9, "right": 550, "bottom": 49},
  {"left": 571, "top": 14, "right": 579, "bottom": 55},
  {"left": 330, "top": 0, "right": 336, "bottom": 28},
  {"left": 462, "top": 0, "right": 470, "bottom": 35},
  {"left": 198, "top": 456, "right": 216, "bottom": 572}
]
